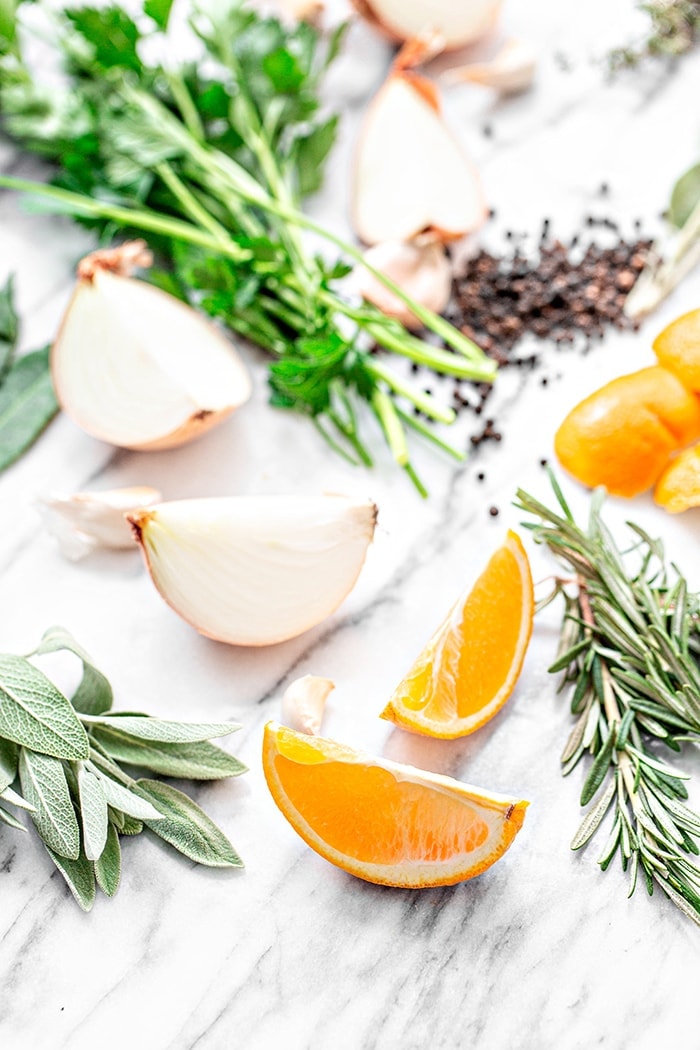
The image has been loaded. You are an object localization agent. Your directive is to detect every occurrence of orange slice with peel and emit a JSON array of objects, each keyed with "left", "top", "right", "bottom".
[
  {"left": 263, "top": 721, "right": 528, "bottom": 888},
  {"left": 654, "top": 443, "right": 700, "bottom": 513},
  {"left": 380, "top": 531, "right": 533, "bottom": 739}
]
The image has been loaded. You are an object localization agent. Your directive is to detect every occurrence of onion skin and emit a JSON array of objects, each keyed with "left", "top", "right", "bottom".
[{"left": 350, "top": 0, "right": 503, "bottom": 51}]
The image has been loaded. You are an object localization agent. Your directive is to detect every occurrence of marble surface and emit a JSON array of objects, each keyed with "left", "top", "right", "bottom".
[{"left": 2, "top": 1, "right": 700, "bottom": 1047}]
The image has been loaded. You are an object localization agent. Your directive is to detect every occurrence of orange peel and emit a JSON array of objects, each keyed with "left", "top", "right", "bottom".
[
  {"left": 554, "top": 366, "right": 700, "bottom": 497},
  {"left": 654, "top": 443, "right": 700, "bottom": 513}
]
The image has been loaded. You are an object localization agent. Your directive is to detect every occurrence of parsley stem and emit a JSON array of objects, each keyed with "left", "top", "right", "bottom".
[
  {"left": 0, "top": 176, "right": 252, "bottom": 262},
  {"left": 395, "top": 407, "right": 465, "bottom": 462},
  {"left": 156, "top": 162, "right": 230, "bottom": 243},
  {"left": 371, "top": 388, "right": 409, "bottom": 466},
  {"left": 366, "top": 359, "right": 455, "bottom": 424}
]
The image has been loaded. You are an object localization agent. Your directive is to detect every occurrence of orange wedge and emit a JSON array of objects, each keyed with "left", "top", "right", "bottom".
[
  {"left": 380, "top": 531, "right": 533, "bottom": 739},
  {"left": 263, "top": 721, "right": 528, "bottom": 888}
]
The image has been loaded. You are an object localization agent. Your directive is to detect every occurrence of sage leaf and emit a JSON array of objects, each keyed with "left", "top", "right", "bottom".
[
  {"left": 77, "top": 767, "right": 108, "bottom": 861},
  {"left": 92, "top": 727, "right": 246, "bottom": 780},
  {"left": 32, "top": 626, "right": 112, "bottom": 715},
  {"left": 95, "top": 823, "right": 121, "bottom": 897},
  {"left": 0, "top": 654, "right": 89, "bottom": 759},
  {"left": 0, "top": 273, "right": 18, "bottom": 378},
  {"left": 0, "top": 803, "right": 25, "bottom": 830},
  {"left": 45, "top": 845, "right": 96, "bottom": 912},
  {"left": 91, "top": 768, "right": 163, "bottom": 821},
  {"left": 120, "top": 814, "right": 143, "bottom": 836},
  {"left": 0, "top": 737, "right": 18, "bottom": 791},
  {"left": 669, "top": 162, "right": 700, "bottom": 229},
  {"left": 136, "top": 779, "right": 243, "bottom": 868},
  {"left": 1, "top": 784, "right": 35, "bottom": 811},
  {"left": 19, "top": 749, "right": 80, "bottom": 859},
  {"left": 90, "top": 714, "right": 240, "bottom": 743},
  {"left": 0, "top": 346, "right": 59, "bottom": 472}
]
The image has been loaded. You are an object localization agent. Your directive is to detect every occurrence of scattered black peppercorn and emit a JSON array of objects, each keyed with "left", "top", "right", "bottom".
[{"left": 489, "top": 506, "right": 499, "bottom": 517}]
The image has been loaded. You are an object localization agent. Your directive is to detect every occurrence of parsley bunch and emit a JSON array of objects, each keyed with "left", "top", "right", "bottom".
[{"left": 0, "top": 0, "right": 496, "bottom": 492}]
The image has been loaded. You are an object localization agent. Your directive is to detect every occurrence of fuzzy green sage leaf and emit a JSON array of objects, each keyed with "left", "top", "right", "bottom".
[
  {"left": 19, "top": 749, "right": 81, "bottom": 859},
  {"left": 32, "top": 626, "right": 113, "bottom": 715},
  {"left": 0, "top": 655, "right": 89, "bottom": 760},
  {"left": 0, "top": 346, "right": 59, "bottom": 472},
  {"left": 136, "top": 779, "right": 243, "bottom": 868}
]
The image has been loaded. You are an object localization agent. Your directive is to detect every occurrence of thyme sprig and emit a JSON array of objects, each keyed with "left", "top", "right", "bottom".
[{"left": 516, "top": 477, "right": 700, "bottom": 926}]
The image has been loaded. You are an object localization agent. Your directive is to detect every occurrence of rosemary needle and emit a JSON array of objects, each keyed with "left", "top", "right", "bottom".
[{"left": 516, "top": 475, "right": 700, "bottom": 927}]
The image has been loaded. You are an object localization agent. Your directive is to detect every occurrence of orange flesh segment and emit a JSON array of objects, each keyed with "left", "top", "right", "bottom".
[
  {"left": 274, "top": 755, "right": 489, "bottom": 864},
  {"left": 381, "top": 531, "right": 533, "bottom": 737}
]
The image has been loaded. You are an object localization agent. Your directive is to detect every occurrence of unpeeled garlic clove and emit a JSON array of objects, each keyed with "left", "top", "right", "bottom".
[
  {"left": 40, "top": 486, "right": 162, "bottom": 560},
  {"left": 443, "top": 39, "right": 537, "bottom": 95},
  {"left": 350, "top": 0, "right": 502, "bottom": 50},
  {"left": 354, "top": 240, "right": 452, "bottom": 329},
  {"left": 128, "top": 495, "right": 378, "bottom": 647},
  {"left": 281, "top": 675, "right": 335, "bottom": 735},
  {"left": 352, "top": 66, "right": 486, "bottom": 245},
  {"left": 52, "top": 241, "right": 251, "bottom": 452}
]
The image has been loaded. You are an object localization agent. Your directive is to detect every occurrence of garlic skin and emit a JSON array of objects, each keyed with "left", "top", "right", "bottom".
[
  {"left": 128, "top": 495, "right": 378, "bottom": 647},
  {"left": 443, "top": 39, "right": 537, "bottom": 95},
  {"left": 353, "top": 70, "right": 486, "bottom": 245},
  {"left": 41, "top": 486, "right": 162, "bottom": 560},
  {"left": 355, "top": 240, "right": 452, "bottom": 329},
  {"left": 281, "top": 675, "right": 335, "bottom": 735},
  {"left": 351, "top": 0, "right": 502, "bottom": 50},
  {"left": 52, "top": 244, "right": 251, "bottom": 451}
]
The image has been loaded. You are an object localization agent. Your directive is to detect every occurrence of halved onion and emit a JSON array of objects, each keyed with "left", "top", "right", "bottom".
[
  {"left": 52, "top": 246, "right": 251, "bottom": 450},
  {"left": 351, "top": 0, "right": 502, "bottom": 50},
  {"left": 128, "top": 495, "right": 378, "bottom": 647},
  {"left": 352, "top": 69, "right": 486, "bottom": 245}
]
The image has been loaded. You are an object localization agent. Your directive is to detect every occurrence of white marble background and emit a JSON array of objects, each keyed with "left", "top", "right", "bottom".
[{"left": 1, "top": 1, "right": 700, "bottom": 1047}]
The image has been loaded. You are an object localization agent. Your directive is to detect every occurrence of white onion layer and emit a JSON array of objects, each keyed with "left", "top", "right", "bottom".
[
  {"left": 353, "top": 74, "right": 486, "bottom": 245},
  {"left": 130, "top": 495, "right": 377, "bottom": 647},
  {"left": 52, "top": 270, "right": 251, "bottom": 449}
]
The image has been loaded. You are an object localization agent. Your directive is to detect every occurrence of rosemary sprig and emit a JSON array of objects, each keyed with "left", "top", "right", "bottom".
[{"left": 516, "top": 476, "right": 700, "bottom": 926}]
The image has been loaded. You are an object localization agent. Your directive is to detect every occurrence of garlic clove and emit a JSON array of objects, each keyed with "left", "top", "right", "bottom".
[
  {"left": 351, "top": 0, "right": 502, "bottom": 50},
  {"left": 281, "top": 675, "right": 335, "bottom": 735},
  {"left": 128, "top": 495, "right": 378, "bottom": 647},
  {"left": 52, "top": 243, "right": 251, "bottom": 451},
  {"left": 354, "top": 240, "right": 452, "bottom": 329},
  {"left": 40, "top": 486, "right": 162, "bottom": 560},
  {"left": 352, "top": 69, "right": 486, "bottom": 245},
  {"left": 443, "top": 39, "right": 537, "bottom": 95}
]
